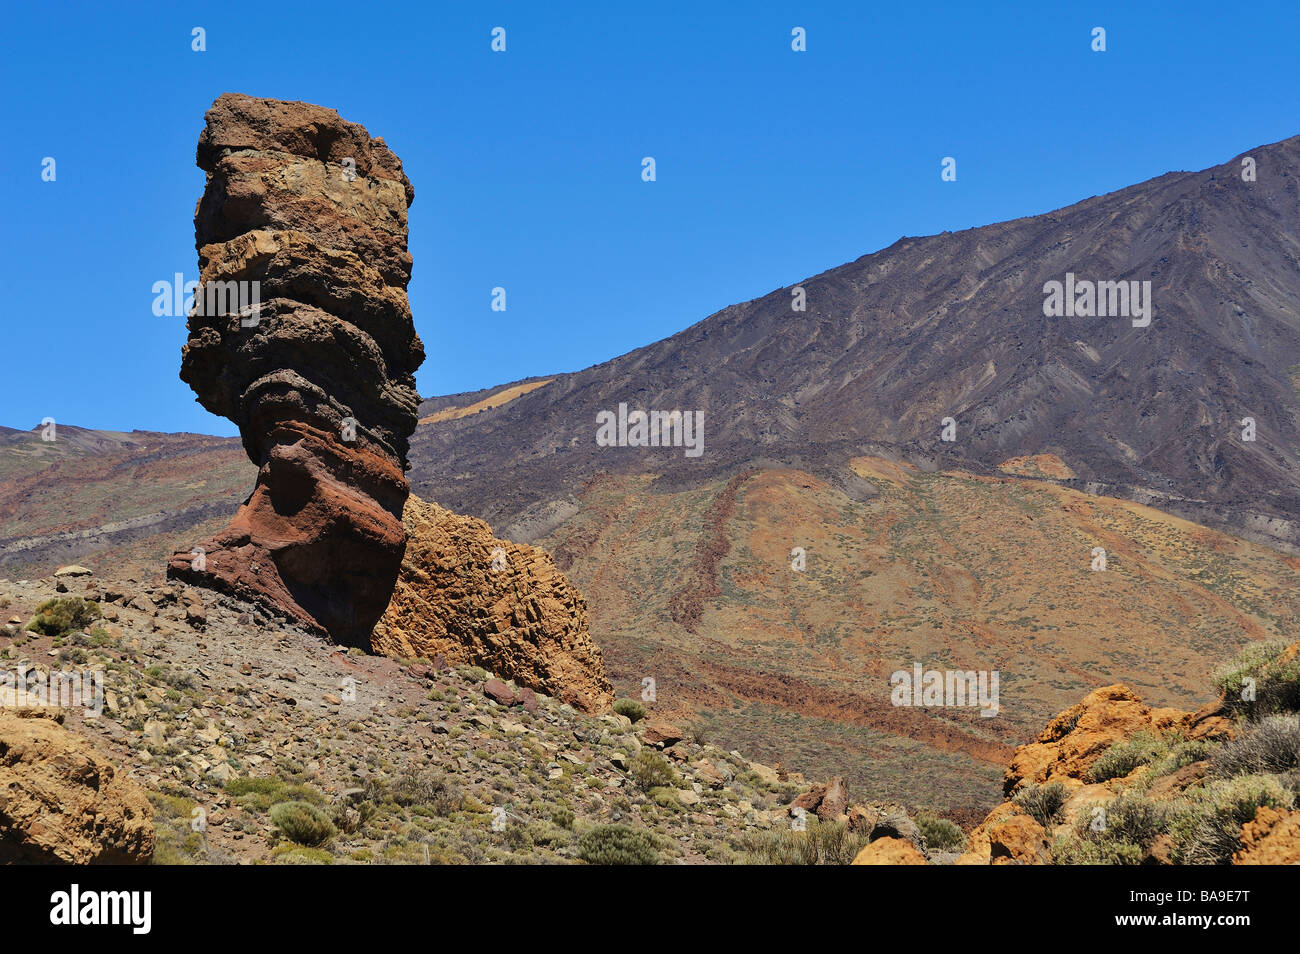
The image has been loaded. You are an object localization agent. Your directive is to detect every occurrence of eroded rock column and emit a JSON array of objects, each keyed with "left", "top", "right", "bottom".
[{"left": 168, "top": 93, "right": 424, "bottom": 646}]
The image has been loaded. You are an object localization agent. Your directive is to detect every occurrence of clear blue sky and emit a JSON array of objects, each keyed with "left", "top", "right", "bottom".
[{"left": 1, "top": 1, "right": 1295, "bottom": 437}]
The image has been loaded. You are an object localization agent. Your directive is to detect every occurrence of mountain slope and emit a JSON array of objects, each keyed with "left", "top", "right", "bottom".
[{"left": 410, "top": 135, "right": 1300, "bottom": 552}]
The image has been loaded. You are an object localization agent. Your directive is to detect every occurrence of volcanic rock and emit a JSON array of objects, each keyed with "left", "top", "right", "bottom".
[
  {"left": 851, "top": 837, "right": 927, "bottom": 865},
  {"left": 1234, "top": 807, "right": 1300, "bottom": 865},
  {"left": 0, "top": 710, "right": 153, "bottom": 864},
  {"left": 371, "top": 495, "right": 613, "bottom": 712},
  {"left": 1003, "top": 684, "right": 1227, "bottom": 796},
  {"left": 168, "top": 93, "right": 424, "bottom": 646}
]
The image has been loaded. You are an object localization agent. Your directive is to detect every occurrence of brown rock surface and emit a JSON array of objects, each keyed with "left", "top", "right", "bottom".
[
  {"left": 372, "top": 495, "right": 613, "bottom": 712},
  {"left": 1233, "top": 807, "right": 1300, "bottom": 865},
  {"left": 955, "top": 802, "right": 1048, "bottom": 865},
  {"left": 817, "top": 776, "right": 849, "bottom": 821},
  {"left": 168, "top": 93, "right": 424, "bottom": 646},
  {"left": 1004, "top": 684, "right": 1204, "bottom": 796},
  {"left": 0, "top": 710, "right": 153, "bottom": 864},
  {"left": 851, "top": 837, "right": 927, "bottom": 866}
]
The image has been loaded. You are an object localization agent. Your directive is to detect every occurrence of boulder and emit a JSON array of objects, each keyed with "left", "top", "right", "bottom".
[
  {"left": 1004, "top": 684, "right": 1198, "bottom": 795},
  {"left": 851, "top": 837, "right": 926, "bottom": 865},
  {"left": 817, "top": 776, "right": 849, "bottom": 821},
  {"left": 484, "top": 678, "right": 517, "bottom": 706},
  {"left": 639, "top": 720, "right": 686, "bottom": 748},
  {"left": 0, "top": 710, "right": 153, "bottom": 863}
]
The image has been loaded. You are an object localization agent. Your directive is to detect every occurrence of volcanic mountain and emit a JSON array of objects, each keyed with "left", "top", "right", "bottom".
[
  {"left": 399, "top": 135, "right": 1300, "bottom": 809},
  {"left": 410, "top": 134, "right": 1300, "bottom": 554}
]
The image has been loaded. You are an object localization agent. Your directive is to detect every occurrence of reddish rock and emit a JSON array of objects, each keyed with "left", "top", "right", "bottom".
[
  {"left": 793, "top": 783, "right": 827, "bottom": 813},
  {"left": 168, "top": 94, "right": 424, "bottom": 647},
  {"left": 1004, "top": 684, "right": 1198, "bottom": 796},
  {"left": 846, "top": 806, "right": 874, "bottom": 833},
  {"left": 639, "top": 720, "right": 685, "bottom": 747},
  {"left": 484, "top": 678, "right": 517, "bottom": 706},
  {"left": 518, "top": 687, "right": 539, "bottom": 713},
  {"left": 817, "top": 776, "right": 849, "bottom": 821}
]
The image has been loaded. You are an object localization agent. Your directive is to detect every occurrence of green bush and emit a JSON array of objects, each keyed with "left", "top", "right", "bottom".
[
  {"left": 1086, "top": 732, "right": 1167, "bottom": 783},
  {"left": 26, "top": 598, "right": 101, "bottom": 637},
  {"left": 1052, "top": 791, "right": 1168, "bottom": 865},
  {"left": 612, "top": 698, "right": 647, "bottom": 722},
  {"left": 1211, "top": 715, "right": 1300, "bottom": 779},
  {"left": 270, "top": 801, "right": 336, "bottom": 847},
  {"left": 915, "top": 812, "right": 965, "bottom": 851},
  {"left": 575, "top": 824, "right": 661, "bottom": 865},
  {"left": 1146, "top": 739, "right": 1215, "bottom": 780},
  {"left": 1013, "top": 781, "right": 1069, "bottom": 829},
  {"left": 551, "top": 804, "right": 575, "bottom": 830},
  {"left": 629, "top": 750, "right": 679, "bottom": 792},
  {"left": 1214, "top": 641, "right": 1300, "bottom": 716},
  {"left": 224, "top": 776, "right": 324, "bottom": 812}
]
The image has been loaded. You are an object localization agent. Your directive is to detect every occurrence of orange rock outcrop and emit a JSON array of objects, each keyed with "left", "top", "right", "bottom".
[{"left": 372, "top": 495, "right": 613, "bottom": 712}]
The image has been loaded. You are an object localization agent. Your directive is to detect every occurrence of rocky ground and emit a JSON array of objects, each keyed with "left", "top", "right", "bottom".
[
  {"left": 7, "top": 567, "right": 1294, "bottom": 865},
  {"left": 0, "top": 568, "right": 929, "bottom": 865}
]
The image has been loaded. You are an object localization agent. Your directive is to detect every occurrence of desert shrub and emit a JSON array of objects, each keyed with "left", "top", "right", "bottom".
[
  {"left": 1013, "top": 781, "right": 1069, "bottom": 828},
  {"left": 1053, "top": 835, "right": 1146, "bottom": 866},
  {"left": 1086, "top": 732, "right": 1167, "bottom": 783},
  {"left": 1211, "top": 714, "right": 1300, "bottom": 778},
  {"left": 26, "top": 598, "right": 101, "bottom": 637},
  {"left": 551, "top": 804, "right": 575, "bottom": 830},
  {"left": 224, "top": 776, "right": 324, "bottom": 812},
  {"left": 915, "top": 812, "right": 965, "bottom": 851},
  {"left": 1180, "top": 774, "right": 1294, "bottom": 865},
  {"left": 575, "top": 824, "right": 661, "bottom": 865},
  {"left": 739, "top": 819, "right": 871, "bottom": 865},
  {"left": 270, "top": 801, "right": 336, "bottom": 847},
  {"left": 612, "top": 698, "right": 647, "bottom": 722},
  {"left": 650, "top": 786, "right": 683, "bottom": 811},
  {"left": 1277, "top": 768, "right": 1300, "bottom": 798},
  {"left": 385, "top": 767, "right": 460, "bottom": 814},
  {"left": 629, "top": 750, "right": 679, "bottom": 792},
  {"left": 1146, "top": 739, "right": 1216, "bottom": 779},
  {"left": 1214, "top": 640, "right": 1300, "bottom": 716},
  {"left": 1052, "top": 790, "right": 1168, "bottom": 865},
  {"left": 270, "top": 844, "right": 333, "bottom": 864}
]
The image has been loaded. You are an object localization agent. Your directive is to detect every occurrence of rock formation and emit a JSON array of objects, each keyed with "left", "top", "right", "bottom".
[
  {"left": 955, "top": 683, "right": 1237, "bottom": 865},
  {"left": 372, "top": 495, "right": 614, "bottom": 712},
  {"left": 168, "top": 94, "right": 424, "bottom": 646},
  {"left": 1002, "top": 684, "right": 1232, "bottom": 797},
  {"left": 0, "top": 709, "right": 153, "bottom": 864}
]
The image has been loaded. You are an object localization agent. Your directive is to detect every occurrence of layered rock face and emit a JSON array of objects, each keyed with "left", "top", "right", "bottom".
[
  {"left": 372, "top": 495, "right": 614, "bottom": 712},
  {"left": 168, "top": 94, "right": 424, "bottom": 646}
]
